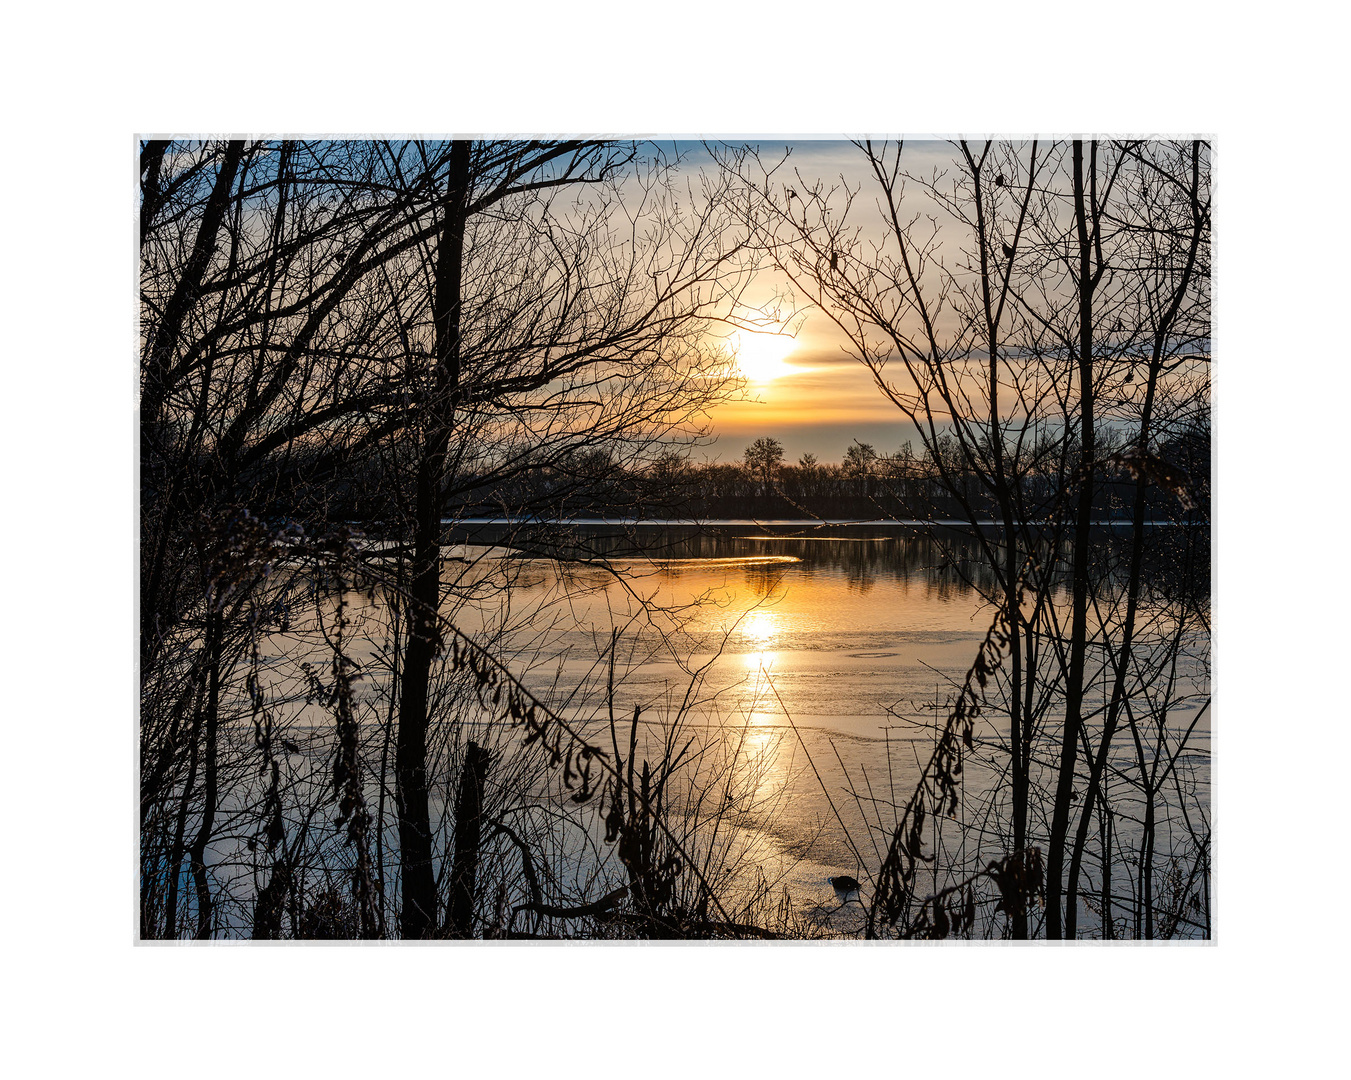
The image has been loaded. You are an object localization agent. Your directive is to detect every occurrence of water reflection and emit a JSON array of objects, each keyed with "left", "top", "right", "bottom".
[
  {"left": 739, "top": 609, "right": 781, "bottom": 673},
  {"left": 301, "top": 518, "right": 1209, "bottom": 936},
  {"left": 447, "top": 519, "right": 1208, "bottom": 605}
]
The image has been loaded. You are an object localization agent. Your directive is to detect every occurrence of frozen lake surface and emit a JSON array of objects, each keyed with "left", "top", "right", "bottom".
[
  {"left": 433, "top": 522, "right": 1211, "bottom": 934},
  {"left": 238, "top": 520, "right": 1210, "bottom": 938}
]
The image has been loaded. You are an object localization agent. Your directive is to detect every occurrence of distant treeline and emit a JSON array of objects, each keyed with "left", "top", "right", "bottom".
[{"left": 258, "top": 427, "right": 1210, "bottom": 528}]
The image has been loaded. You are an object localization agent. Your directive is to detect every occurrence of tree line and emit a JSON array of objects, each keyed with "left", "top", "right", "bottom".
[{"left": 249, "top": 425, "right": 1208, "bottom": 524}]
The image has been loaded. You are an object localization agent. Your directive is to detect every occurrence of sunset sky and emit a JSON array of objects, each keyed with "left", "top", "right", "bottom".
[
  {"left": 701, "top": 319, "right": 914, "bottom": 465},
  {"left": 685, "top": 140, "right": 958, "bottom": 465}
]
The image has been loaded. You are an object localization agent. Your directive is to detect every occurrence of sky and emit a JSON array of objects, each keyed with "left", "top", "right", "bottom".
[
  {"left": 699, "top": 316, "right": 919, "bottom": 464},
  {"left": 684, "top": 139, "right": 955, "bottom": 465},
  {"left": 684, "top": 138, "right": 1211, "bottom": 466}
]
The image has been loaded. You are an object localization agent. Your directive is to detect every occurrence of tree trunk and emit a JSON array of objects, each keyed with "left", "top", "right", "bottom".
[
  {"left": 186, "top": 608, "right": 222, "bottom": 939},
  {"left": 1062, "top": 141, "right": 1206, "bottom": 936},
  {"left": 396, "top": 140, "right": 471, "bottom": 939},
  {"left": 446, "top": 742, "right": 491, "bottom": 938},
  {"left": 1046, "top": 139, "right": 1097, "bottom": 939},
  {"left": 964, "top": 140, "right": 1035, "bottom": 940},
  {"left": 162, "top": 689, "right": 203, "bottom": 939},
  {"left": 141, "top": 142, "right": 245, "bottom": 676}
]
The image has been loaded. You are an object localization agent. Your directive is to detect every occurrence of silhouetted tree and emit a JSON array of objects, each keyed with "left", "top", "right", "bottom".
[{"left": 743, "top": 436, "right": 784, "bottom": 495}]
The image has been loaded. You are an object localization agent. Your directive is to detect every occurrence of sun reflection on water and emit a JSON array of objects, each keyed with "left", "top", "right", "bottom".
[{"left": 740, "top": 609, "right": 781, "bottom": 673}]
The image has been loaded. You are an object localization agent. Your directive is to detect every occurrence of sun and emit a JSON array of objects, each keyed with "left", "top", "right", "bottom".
[{"left": 732, "top": 330, "right": 798, "bottom": 383}]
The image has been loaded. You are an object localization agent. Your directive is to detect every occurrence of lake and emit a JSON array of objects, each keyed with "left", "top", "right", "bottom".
[
  {"left": 238, "top": 519, "right": 1209, "bottom": 938},
  {"left": 420, "top": 519, "right": 1212, "bottom": 937}
]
